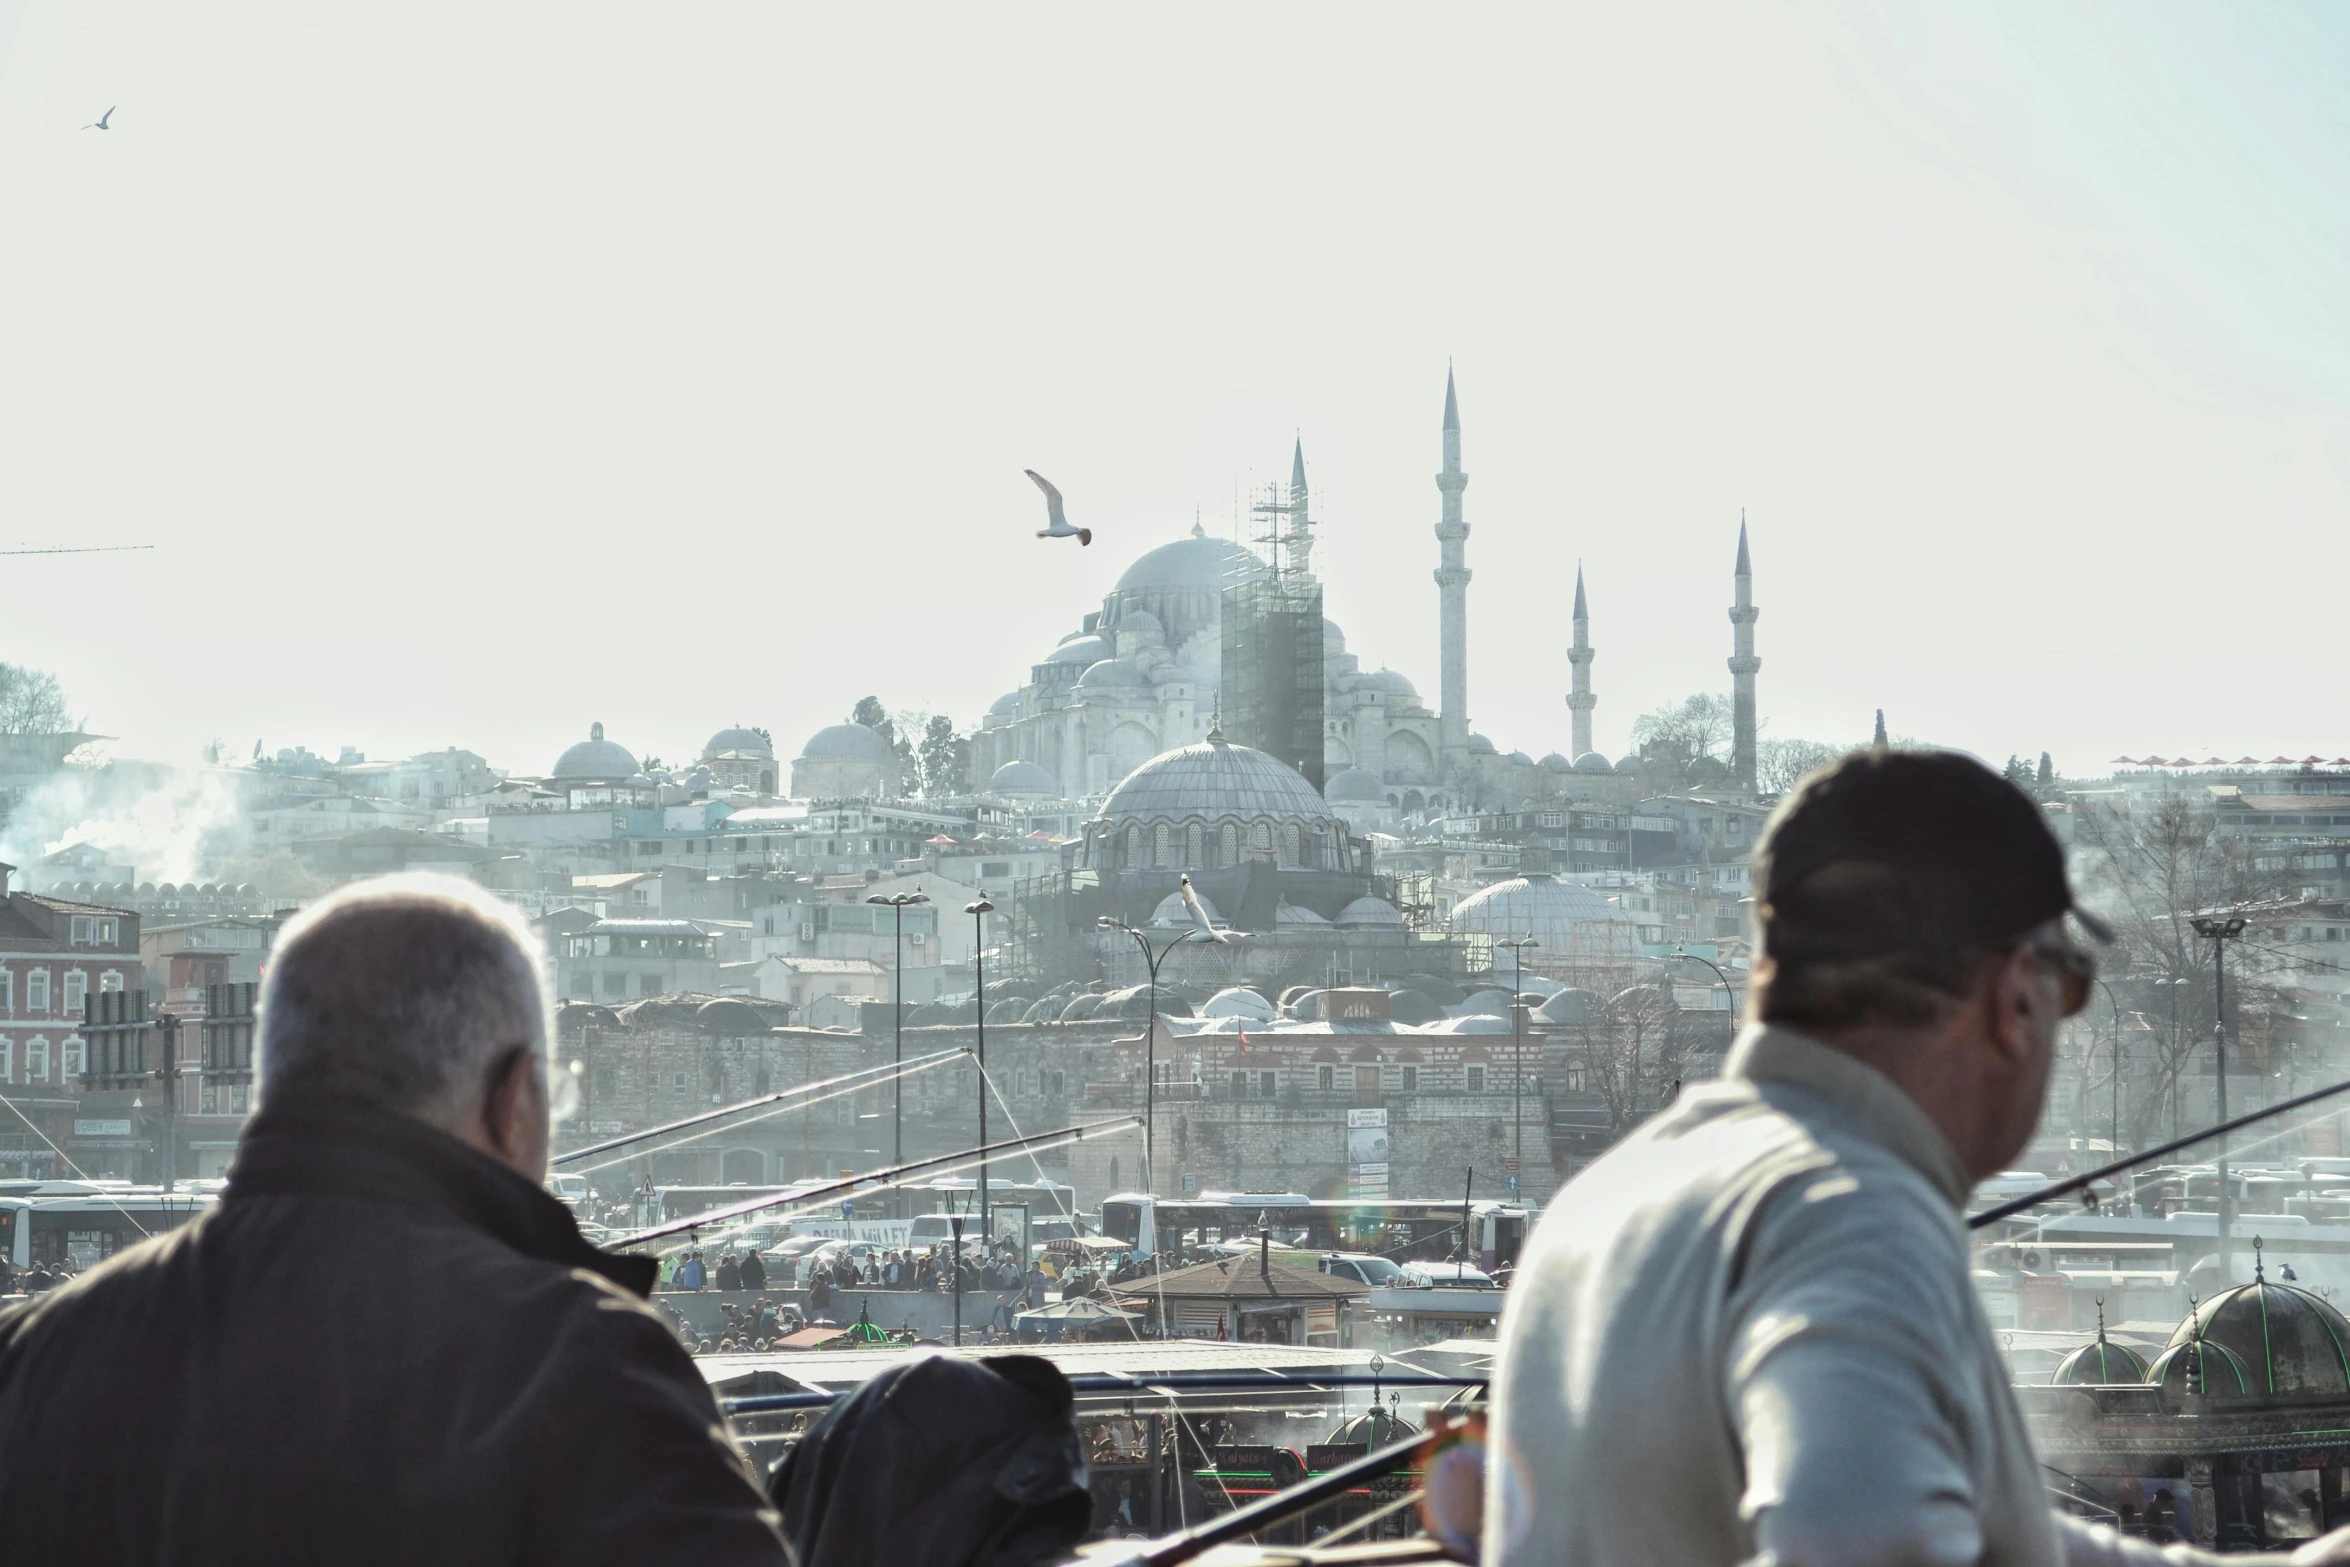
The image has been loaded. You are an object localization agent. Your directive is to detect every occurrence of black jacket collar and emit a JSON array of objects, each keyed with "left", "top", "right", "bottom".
[{"left": 226, "top": 1096, "right": 656, "bottom": 1298}]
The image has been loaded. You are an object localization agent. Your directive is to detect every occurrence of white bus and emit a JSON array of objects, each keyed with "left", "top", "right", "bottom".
[{"left": 0, "top": 1187, "right": 216, "bottom": 1272}]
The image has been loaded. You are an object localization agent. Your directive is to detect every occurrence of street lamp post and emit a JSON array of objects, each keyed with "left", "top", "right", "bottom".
[
  {"left": 1497, "top": 938, "right": 1539, "bottom": 1188},
  {"left": 1099, "top": 917, "right": 1203, "bottom": 1195},
  {"left": 865, "top": 891, "right": 931, "bottom": 1204},
  {"left": 2191, "top": 914, "right": 2247, "bottom": 1284},
  {"left": 965, "top": 898, "right": 994, "bottom": 1257},
  {"left": 2092, "top": 976, "right": 2124, "bottom": 1167}
]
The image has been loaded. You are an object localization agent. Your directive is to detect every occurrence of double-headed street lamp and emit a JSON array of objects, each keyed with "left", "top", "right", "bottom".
[
  {"left": 865, "top": 891, "right": 931, "bottom": 1183},
  {"left": 966, "top": 897, "right": 995, "bottom": 1255},
  {"left": 2190, "top": 913, "right": 2247, "bottom": 1283},
  {"left": 1098, "top": 916, "right": 1203, "bottom": 1195},
  {"left": 1496, "top": 938, "right": 1539, "bottom": 1187}
]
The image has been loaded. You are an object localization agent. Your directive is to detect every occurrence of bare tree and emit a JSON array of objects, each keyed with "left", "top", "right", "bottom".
[
  {"left": 1631, "top": 693, "right": 1734, "bottom": 791},
  {"left": 1569, "top": 976, "right": 1705, "bottom": 1138},
  {"left": 0, "top": 664, "right": 74, "bottom": 736},
  {"left": 1755, "top": 737, "right": 1846, "bottom": 796},
  {"left": 2069, "top": 791, "right": 2295, "bottom": 1147}
]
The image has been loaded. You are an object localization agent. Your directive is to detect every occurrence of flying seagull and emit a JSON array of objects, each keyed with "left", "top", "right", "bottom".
[
  {"left": 84, "top": 107, "right": 115, "bottom": 131},
  {"left": 1179, "top": 874, "right": 1229, "bottom": 943},
  {"left": 1025, "top": 470, "right": 1091, "bottom": 546}
]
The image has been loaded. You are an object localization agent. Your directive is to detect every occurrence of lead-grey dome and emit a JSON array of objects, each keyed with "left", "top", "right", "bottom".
[
  {"left": 1075, "top": 657, "right": 1153, "bottom": 692},
  {"left": 1115, "top": 534, "right": 1265, "bottom": 594},
  {"left": 1573, "top": 752, "right": 1615, "bottom": 774},
  {"left": 1336, "top": 896, "right": 1404, "bottom": 928},
  {"left": 553, "top": 722, "right": 639, "bottom": 780},
  {"left": 1324, "top": 766, "right": 1386, "bottom": 803},
  {"left": 989, "top": 759, "right": 1057, "bottom": 797},
  {"left": 1098, "top": 733, "right": 1330, "bottom": 825},
  {"left": 1046, "top": 633, "right": 1110, "bottom": 666},
  {"left": 704, "top": 726, "right": 772, "bottom": 758},
  {"left": 799, "top": 723, "right": 891, "bottom": 761},
  {"left": 1449, "top": 873, "right": 1641, "bottom": 961}
]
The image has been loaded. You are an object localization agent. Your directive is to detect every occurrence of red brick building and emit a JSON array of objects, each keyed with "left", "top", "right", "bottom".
[{"left": 0, "top": 860, "right": 142, "bottom": 1176}]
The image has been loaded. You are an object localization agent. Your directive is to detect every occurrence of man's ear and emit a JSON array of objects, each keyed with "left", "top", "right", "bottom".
[
  {"left": 483, "top": 1047, "right": 540, "bottom": 1164},
  {"left": 1983, "top": 947, "right": 2041, "bottom": 1063}
]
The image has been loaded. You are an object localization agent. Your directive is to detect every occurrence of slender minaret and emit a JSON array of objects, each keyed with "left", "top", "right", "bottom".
[
  {"left": 1567, "top": 564, "right": 1596, "bottom": 759},
  {"left": 1728, "top": 515, "right": 1760, "bottom": 792},
  {"left": 1434, "top": 368, "right": 1471, "bottom": 773},
  {"left": 1287, "top": 436, "right": 1315, "bottom": 579}
]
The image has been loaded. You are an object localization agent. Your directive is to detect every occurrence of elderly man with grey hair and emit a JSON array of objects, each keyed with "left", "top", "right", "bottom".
[{"left": 0, "top": 875, "right": 791, "bottom": 1567}]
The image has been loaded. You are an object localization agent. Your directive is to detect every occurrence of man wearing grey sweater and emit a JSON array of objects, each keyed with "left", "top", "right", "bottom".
[{"left": 1486, "top": 751, "right": 2350, "bottom": 1567}]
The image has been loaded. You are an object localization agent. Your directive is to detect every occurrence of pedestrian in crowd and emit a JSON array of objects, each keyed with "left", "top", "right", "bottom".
[
  {"left": 807, "top": 1272, "right": 833, "bottom": 1317},
  {"left": 1025, "top": 1262, "right": 1048, "bottom": 1311},
  {"left": 883, "top": 1251, "right": 903, "bottom": 1288},
  {"left": 990, "top": 1294, "right": 1014, "bottom": 1333},
  {"left": 0, "top": 874, "right": 788, "bottom": 1565},
  {"left": 679, "top": 1250, "right": 707, "bottom": 1291},
  {"left": 1485, "top": 752, "right": 2350, "bottom": 1567},
  {"left": 714, "top": 1252, "right": 741, "bottom": 1292},
  {"left": 736, "top": 1248, "right": 765, "bottom": 1293}
]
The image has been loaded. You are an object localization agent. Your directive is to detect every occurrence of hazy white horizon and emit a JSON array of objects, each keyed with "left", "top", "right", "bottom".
[{"left": 1, "top": 3, "right": 2345, "bottom": 781}]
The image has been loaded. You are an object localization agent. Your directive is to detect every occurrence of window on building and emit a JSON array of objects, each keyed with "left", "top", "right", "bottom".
[
  {"left": 0, "top": 1038, "right": 10, "bottom": 1082},
  {"left": 640, "top": 973, "right": 663, "bottom": 996},
  {"left": 1402, "top": 1065, "right": 1418, "bottom": 1091},
  {"left": 602, "top": 973, "right": 628, "bottom": 996},
  {"left": 1466, "top": 1064, "right": 1487, "bottom": 1092},
  {"left": 98, "top": 918, "right": 118, "bottom": 945},
  {"left": 0, "top": 971, "right": 11, "bottom": 1013},
  {"left": 672, "top": 1072, "right": 688, "bottom": 1087},
  {"left": 62, "top": 1036, "right": 84, "bottom": 1080},
  {"left": 26, "top": 1039, "right": 48, "bottom": 1083},
  {"left": 63, "top": 971, "right": 86, "bottom": 1016},
  {"left": 1230, "top": 1070, "right": 1247, "bottom": 1099},
  {"left": 99, "top": 970, "right": 123, "bottom": 993},
  {"left": 1260, "top": 1070, "right": 1277, "bottom": 1098},
  {"left": 1316, "top": 1064, "right": 1334, "bottom": 1091},
  {"left": 26, "top": 970, "right": 49, "bottom": 1013},
  {"left": 70, "top": 916, "right": 91, "bottom": 944}
]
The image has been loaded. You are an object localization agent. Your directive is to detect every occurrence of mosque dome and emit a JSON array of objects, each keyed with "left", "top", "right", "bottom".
[
  {"left": 989, "top": 692, "right": 1022, "bottom": 717},
  {"left": 704, "top": 726, "right": 772, "bottom": 758},
  {"left": 1507, "top": 750, "right": 1533, "bottom": 766},
  {"left": 1533, "top": 987, "right": 1602, "bottom": 1025},
  {"left": 799, "top": 723, "right": 892, "bottom": 761},
  {"left": 1614, "top": 754, "right": 1644, "bottom": 774},
  {"left": 1448, "top": 874, "right": 1641, "bottom": 960},
  {"left": 1098, "top": 734, "right": 1331, "bottom": 826},
  {"left": 1047, "top": 634, "right": 1111, "bottom": 666},
  {"left": 1202, "top": 986, "right": 1277, "bottom": 1020},
  {"left": 1539, "top": 753, "right": 1573, "bottom": 773},
  {"left": 1357, "top": 669, "right": 1419, "bottom": 699},
  {"left": 1336, "top": 896, "right": 1404, "bottom": 928},
  {"left": 553, "top": 722, "right": 639, "bottom": 780},
  {"left": 989, "top": 760, "right": 1057, "bottom": 797},
  {"left": 1324, "top": 766, "right": 1386, "bottom": 804},
  {"left": 1573, "top": 752, "right": 1615, "bottom": 774},
  {"left": 2050, "top": 1328, "right": 2153, "bottom": 1386},
  {"left": 1469, "top": 734, "right": 1498, "bottom": 756},
  {"left": 1075, "top": 657, "right": 1154, "bottom": 692},
  {"left": 1322, "top": 618, "right": 1347, "bottom": 652},
  {"left": 1274, "top": 899, "right": 1331, "bottom": 925},
  {"left": 1115, "top": 533, "right": 1265, "bottom": 594},
  {"left": 2163, "top": 1257, "right": 2350, "bottom": 1404}
]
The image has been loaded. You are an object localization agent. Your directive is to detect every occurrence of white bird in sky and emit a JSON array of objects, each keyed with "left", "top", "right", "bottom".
[
  {"left": 83, "top": 106, "right": 115, "bottom": 131},
  {"left": 1025, "top": 469, "right": 1091, "bottom": 546},
  {"left": 1179, "top": 874, "right": 1229, "bottom": 943}
]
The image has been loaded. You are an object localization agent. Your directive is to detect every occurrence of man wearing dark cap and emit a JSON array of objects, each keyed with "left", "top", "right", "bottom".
[{"left": 1485, "top": 751, "right": 2350, "bottom": 1566}]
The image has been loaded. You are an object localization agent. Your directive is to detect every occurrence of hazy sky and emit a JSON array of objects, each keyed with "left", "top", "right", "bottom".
[{"left": 0, "top": 3, "right": 2344, "bottom": 779}]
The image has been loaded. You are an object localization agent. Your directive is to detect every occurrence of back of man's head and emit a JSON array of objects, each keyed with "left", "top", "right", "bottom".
[
  {"left": 258, "top": 873, "right": 548, "bottom": 1133},
  {"left": 1752, "top": 749, "right": 2094, "bottom": 1031}
]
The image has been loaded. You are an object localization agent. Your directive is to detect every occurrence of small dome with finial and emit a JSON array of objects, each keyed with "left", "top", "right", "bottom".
[
  {"left": 2049, "top": 1299, "right": 2152, "bottom": 1386},
  {"left": 2149, "top": 1294, "right": 2257, "bottom": 1412}
]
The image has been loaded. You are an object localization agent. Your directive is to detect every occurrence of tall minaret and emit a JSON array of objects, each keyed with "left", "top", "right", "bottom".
[
  {"left": 1434, "top": 368, "right": 1471, "bottom": 773},
  {"left": 1567, "top": 564, "right": 1596, "bottom": 759},
  {"left": 1728, "top": 514, "right": 1760, "bottom": 792},
  {"left": 1287, "top": 436, "right": 1315, "bottom": 579}
]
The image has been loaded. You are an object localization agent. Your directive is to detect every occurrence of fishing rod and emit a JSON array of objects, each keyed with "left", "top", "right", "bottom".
[
  {"left": 1968, "top": 1074, "right": 2350, "bottom": 1230},
  {"left": 723, "top": 1370, "right": 1485, "bottom": 1417},
  {"left": 612, "top": 1116, "right": 1141, "bottom": 1247},
  {"left": 1092, "top": 1429, "right": 1429, "bottom": 1567},
  {"left": 553, "top": 1048, "right": 968, "bottom": 1166}
]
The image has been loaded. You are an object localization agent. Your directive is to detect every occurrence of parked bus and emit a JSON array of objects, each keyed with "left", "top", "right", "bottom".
[
  {"left": 1100, "top": 1193, "right": 1536, "bottom": 1263},
  {"left": 0, "top": 1187, "right": 216, "bottom": 1271}
]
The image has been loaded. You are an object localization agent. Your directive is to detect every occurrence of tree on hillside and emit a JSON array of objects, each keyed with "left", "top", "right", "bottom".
[
  {"left": 918, "top": 715, "right": 971, "bottom": 797},
  {"left": 850, "top": 696, "right": 890, "bottom": 735},
  {"left": 1755, "top": 737, "right": 1845, "bottom": 796},
  {"left": 0, "top": 664, "right": 74, "bottom": 735},
  {"left": 1630, "top": 693, "right": 1734, "bottom": 791}
]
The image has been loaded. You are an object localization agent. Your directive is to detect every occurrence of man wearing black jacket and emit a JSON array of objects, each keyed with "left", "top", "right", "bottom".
[{"left": 0, "top": 875, "right": 791, "bottom": 1567}]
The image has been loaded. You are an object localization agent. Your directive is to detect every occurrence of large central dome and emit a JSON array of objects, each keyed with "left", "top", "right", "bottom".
[
  {"left": 1115, "top": 533, "right": 1265, "bottom": 595},
  {"left": 1099, "top": 733, "right": 1328, "bottom": 824}
]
